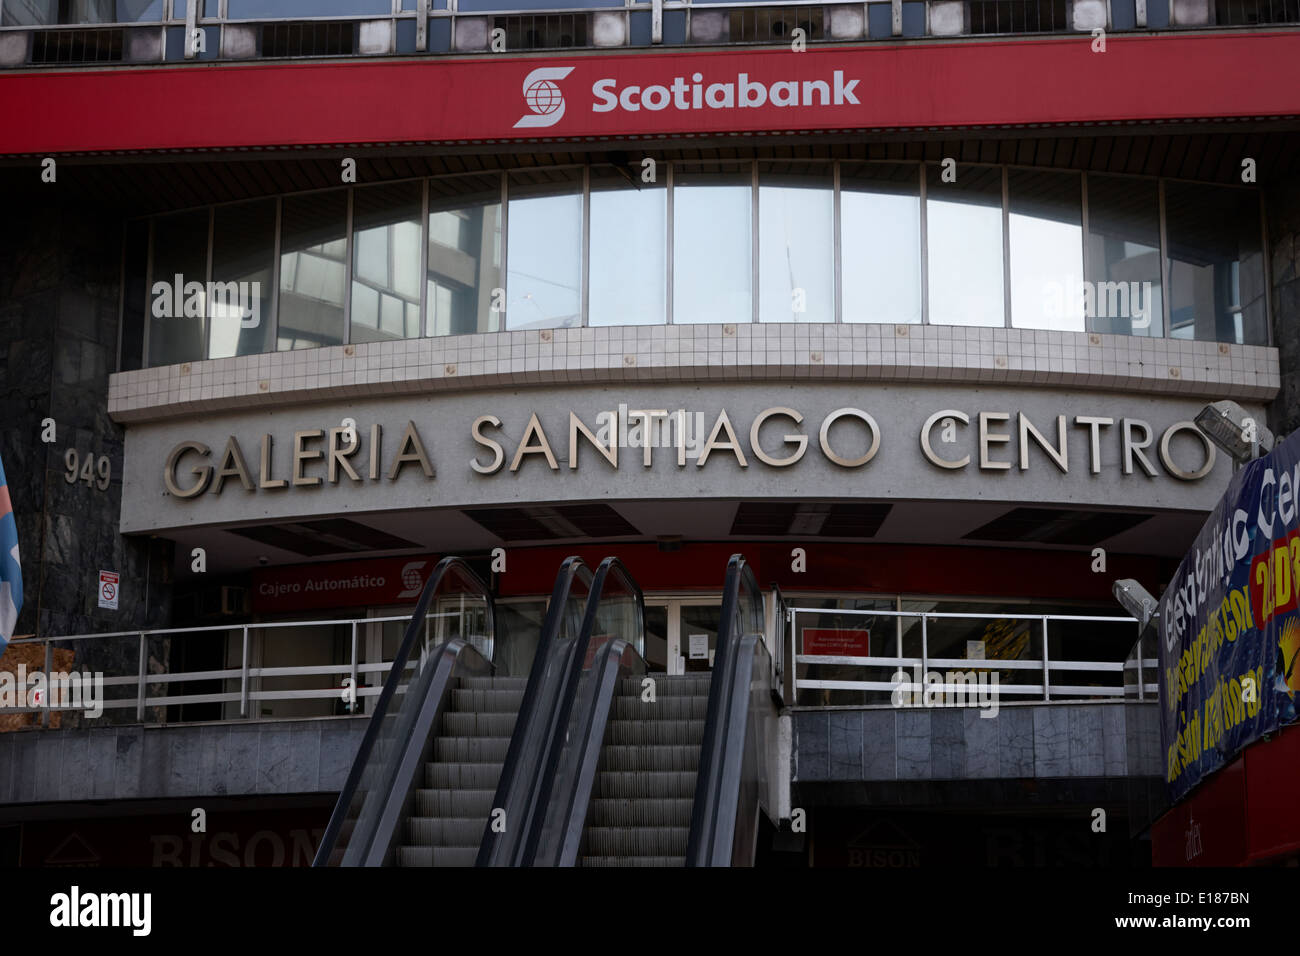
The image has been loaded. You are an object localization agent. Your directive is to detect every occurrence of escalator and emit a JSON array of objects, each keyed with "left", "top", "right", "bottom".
[{"left": 317, "top": 551, "right": 778, "bottom": 868}]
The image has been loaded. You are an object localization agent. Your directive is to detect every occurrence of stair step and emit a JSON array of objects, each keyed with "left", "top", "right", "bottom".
[
  {"left": 415, "top": 788, "right": 496, "bottom": 819},
  {"left": 599, "top": 745, "right": 700, "bottom": 773},
  {"left": 425, "top": 762, "right": 506, "bottom": 789},
  {"left": 433, "top": 736, "right": 511, "bottom": 763},
  {"left": 583, "top": 826, "right": 690, "bottom": 857},
  {"left": 440, "top": 711, "right": 517, "bottom": 738},
  {"left": 604, "top": 719, "right": 705, "bottom": 746},
  {"left": 406, "top": 816, "right": 488, "bottom": 847},
  {"left": 458, "top": 677, "right": 528, "bottom": 690},
  {"left": 620, "top": 675, "right": 712, "bottom": 697},
  {"left": 612, "top": 694, "right": 709, "bottom": 721},
  {"left": 397, "top": 846, "right": 477, "bottom": 867},
  {"left": 449, "top": 689, "right": 525, "bottom": 713},
  {"left": 589, "top": 798, "right": 694, "bottom": 828},
  {"left": 592, "top": 771, "right": 698, "bottom": 799},
  {"left": 581, "top": 856, "right": 685, "bottom": 868}
]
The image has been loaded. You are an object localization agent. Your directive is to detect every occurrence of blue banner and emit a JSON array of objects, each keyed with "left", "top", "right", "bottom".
[
  {"left": 0, "top": 450, "right": 22, "bottom": 652},
  {"left": 1158, "top": 427, "right": 1300, "bottom": 802}
]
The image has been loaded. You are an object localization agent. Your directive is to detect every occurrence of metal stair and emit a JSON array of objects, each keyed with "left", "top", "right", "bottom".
[
  {"left": 397, "top": 676, "right": 525, "bottom": 867},
  {"left": 579, "top": 674, "right": 712, "bottom": 867}
]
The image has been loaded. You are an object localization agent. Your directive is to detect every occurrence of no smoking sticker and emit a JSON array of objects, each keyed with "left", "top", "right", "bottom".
[{"left": 99, "top": 570, "right": 119, "bottom": 610}]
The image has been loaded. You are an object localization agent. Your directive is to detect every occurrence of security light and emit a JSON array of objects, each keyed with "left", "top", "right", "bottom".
[
  {"left": 1194, "top": 400, "right": 1275, "bottom": 465},
  {"left": 1112, "top": 578, "right": 1159, "bottom": 632}
]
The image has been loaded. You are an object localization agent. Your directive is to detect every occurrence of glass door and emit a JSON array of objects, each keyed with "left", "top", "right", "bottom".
[{"left": 644, "top": 597, "right": 724, "bottom": 674}]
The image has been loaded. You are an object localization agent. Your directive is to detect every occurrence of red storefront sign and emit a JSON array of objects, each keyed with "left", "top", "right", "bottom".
[
  {"left": 3, "top": 33, "right": 1300, "bottom": 154},
  {"left": 251, "top": 555, "right": 438, "bottom": 613},
  {"left": 803, "top": 627, "right": 870, "bottom": 657}
]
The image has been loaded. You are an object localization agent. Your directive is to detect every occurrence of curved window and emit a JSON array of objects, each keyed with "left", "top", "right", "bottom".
[{"left": 122, "top": 162, "right": 1271, "bottom": 369}]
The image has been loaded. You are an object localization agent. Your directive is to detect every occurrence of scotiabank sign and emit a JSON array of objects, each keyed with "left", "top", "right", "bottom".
[
  {"left": 5, "top": 34, "right": 1300, "bottom": 154},
  {"left": 252, "top": 554, "right": 438, "bottom": 613}
]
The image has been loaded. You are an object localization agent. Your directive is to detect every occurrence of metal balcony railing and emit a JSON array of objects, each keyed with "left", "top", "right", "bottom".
[
  {"left": 0, "top": 0, "right": 1296, "bottom": 69},
  {"left": 784, "top": 605, "right": 1156, "bottom": 707}
]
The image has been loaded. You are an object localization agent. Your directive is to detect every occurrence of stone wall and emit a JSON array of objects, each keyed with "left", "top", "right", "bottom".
[{"left": 0, "top": 197, "right": 172, "bottom": 647}]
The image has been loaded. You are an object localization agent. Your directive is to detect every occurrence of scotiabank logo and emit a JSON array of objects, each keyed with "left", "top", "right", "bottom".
[
  {"left": 514, "top": 66, "right": 576, "bottom": 128},
  {"left": 592, "top": 70, "right": 861, "bottom": 113}
]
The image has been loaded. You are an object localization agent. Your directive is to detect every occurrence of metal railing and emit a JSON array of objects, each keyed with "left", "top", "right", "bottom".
[
  {"left": 0, "top": 607, "right": 490, "bottom": 728},
  {"left": 1, "top": 0, "right": 1297, "bottom": 68},
  {"left": 786, "top": 605, "right": 1159, "bottom": 707}
]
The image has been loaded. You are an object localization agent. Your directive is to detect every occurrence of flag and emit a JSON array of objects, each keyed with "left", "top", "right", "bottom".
[{"left": 0, "top": 450, "right": 22, "bottom": 653}]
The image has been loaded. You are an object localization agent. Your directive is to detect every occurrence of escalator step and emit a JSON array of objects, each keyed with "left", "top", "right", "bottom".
[
  {"left": 583, "top": 826, "right": 689, "bottom": 857},
  {"left": 398, "top": 846, "right": 478, "bottom": 867},
  {"left": 612, "top": 694, "right": 709, "bottom": 721},
  {"left": 433, "top": 736, "right": 511, "bottom": 763},
  {"left": 599, "top": 744, "right": 700, "bottom": 772},
  {"left": 589, "top": 798, "right": 693, "bottom": 828},
  {"left": 580, "top": 856, "right": 685, "bottom": 868},
  {"left": 440, "top": 711, "right": 517, "bottom": 737},
  {"left": 604, "top": 719, "right": 705, "bottom": 746},
  {"left": 425, "top": 762, "right": 503, "bottom": 789},
  {"left": 458, "top": 677, "right": 528, "bottom": 690},
  {"left": 406, "top": 816, "right": 489, "bottom": 847},
  {"left": 449, "top": 689, "right": 525, "bottom": 713},
  {"left": 415, "top": 788, "right": 496, "bottom": 819},
  {"left": 620, "top": 675, "right": 712, "bottom": 697},
  {"left": 591, "top": 771, "right": 697, "bottom": 799}
]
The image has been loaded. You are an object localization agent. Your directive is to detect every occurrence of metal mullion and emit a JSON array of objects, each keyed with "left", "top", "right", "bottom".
[
  {"left": 1080, "top": 172, "right": 1091, "bottom": 334},
  {"left": 581, "top": 164, "right": 590, "bottom": 327},
  {"left": 1158, "top": 179, "right": 1170, "bottom": 339},
  {"left": 499, "top": 171, "right": 508, "bottom": 332},
  {"left": 204, "top": 206, "right": 215, "bottom": 360},
  {"left": 343, "top": 186, "right": 354, "bottom": 346},
  {"left": 269, "top": 196, "right": 282, "bottom": 352},
  {"left": 919, "top": 162, "right": 929, "bottom": 325},
  {"left": 666, "top": 161, "right": 674, "bottom": 325},
  {"left": 1001, "top": 165, "right": 1011, "bottom": 329},
  {"left": 143, "top": 219, "right": 154, "bottom": 366},
  {"left": 419, "top": 178, "right": 429, "bottom": 337},
  {"left": 833, "top": 160, "right": 842, "bottom": 324},
  {"left": 751, "top": 159, "right": 759, "bottom": 325}
]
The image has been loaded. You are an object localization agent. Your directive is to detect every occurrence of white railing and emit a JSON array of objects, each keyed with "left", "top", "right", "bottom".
[
  {"left": 1, "top": 610, "right": 490, "bottom": 728},
  {"left": 784, "top": 605, "right": 1159, "bottom": 707}
]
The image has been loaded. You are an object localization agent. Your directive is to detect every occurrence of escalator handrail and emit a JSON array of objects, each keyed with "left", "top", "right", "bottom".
[
  {"left": 686, "top": 553, "right": 766, "bottom": 867},
  {"left": 524, "top": 557, "right": 646, "bottom": 866},
  {"left": 477, "top": 555, "right": 594, "bottom": 866},
  {"left": 314, "top": 555, "right": 494, "bottom": 866}
]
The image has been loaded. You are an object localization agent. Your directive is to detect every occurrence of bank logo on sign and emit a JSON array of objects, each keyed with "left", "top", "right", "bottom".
[
  {"left": 514, "top": 66, "right": 575, "bottom": 129},
  {"left": 396, "top": 561, "right": 427, "bottom": 599}
]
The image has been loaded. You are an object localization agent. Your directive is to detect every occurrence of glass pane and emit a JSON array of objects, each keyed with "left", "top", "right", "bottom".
[
  {"left": 507, "top": 169, "right": 583, "bottom": 330},
  {"left": 1085, "top": 174, "right": 1164, "bottom": 337},
  {"left": 644, "top": 605, "right": 668, "bottom": 672},
  {"left": 278, "top": 189, "right": 347, "bottom": 351},
  {"left": 208, "top": 199, "right": 275, "bottom": 359},
  {"left": 148, "top": 209, "right": 209, "bottom": 367},
  {"left": 681, "top": 604, "right": 722, "bottom": 673},
  {"left": 1009, "top": 169, "right": 1084, "bottom": 331},
  {"left": 227, "top": 0, "right": 391, "bottom": 16},
  {"left": 759, "top": 165, "right": 834, "bottom": 324},
  {"left": 350, "top": 181, "right": 422, "bottom": 345},
  {"left": 120, "top": 220, "right": 148, "bottom": 372},
  {"left": 3, "top": 0, "right": 164, "bottom": 23},
  {"left": 589, "top": 165, "right": 666, "bottom": 327},
  {"left": 494, "top": 600, "right": 547, "bottom": 678},
  {"left": 841, "top": 163, "right": 922, "bottom": 325},
  {"left": 673, "top": 163, "right": 751, "bottom": 325},
  {"left": 1165, "top": 182, "right": 1267, "bottom": 345},
  {"left": 926, "top": 164, "right": 1004, "bottom": 327},
  {"left": 427, "top": 173, "right": 502, "bottom": 337}
]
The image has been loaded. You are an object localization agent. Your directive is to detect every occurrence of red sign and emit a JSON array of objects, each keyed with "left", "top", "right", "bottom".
[
  {"left": 251, "top": 555, "right": 438, "bottom": 613},
  {"left": 803, "top": 627, "right": 870, "bottom": 657},
  {"left": 3, "top": 33, "right": 1299, "bottom": 154}
]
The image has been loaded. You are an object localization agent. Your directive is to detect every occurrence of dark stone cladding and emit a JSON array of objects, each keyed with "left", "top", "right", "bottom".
[
  {"left": 1269, "top": 182, "right": 1300, "bottom": 438},
  {"left": 0, "top": 198, "right": 172, "bottom": 655}
]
